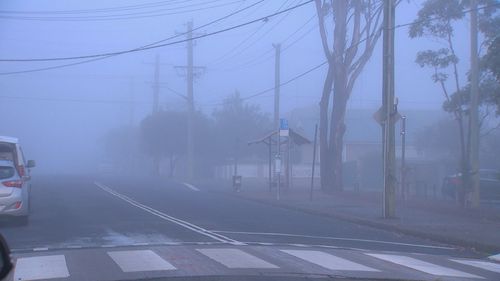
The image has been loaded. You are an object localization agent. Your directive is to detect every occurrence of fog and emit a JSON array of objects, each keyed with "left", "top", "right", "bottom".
[{"left": 0, "top": 0, "right": 490, "bottom": 178}]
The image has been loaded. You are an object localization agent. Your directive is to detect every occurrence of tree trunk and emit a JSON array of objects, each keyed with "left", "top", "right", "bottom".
[
  {"left": 329, "top": 64, "right": 349, "bottom": 191},
  {"left": 319, "top": 66, "right": 334, "bottom": 191}
]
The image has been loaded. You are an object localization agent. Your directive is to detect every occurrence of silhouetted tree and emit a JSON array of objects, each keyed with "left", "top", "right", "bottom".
[{"left": 314, "top": 0, "right": 386, "bottom": 191}]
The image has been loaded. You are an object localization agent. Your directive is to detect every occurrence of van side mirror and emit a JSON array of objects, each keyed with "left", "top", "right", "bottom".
[
  {"left": 0, "top": 235, "right": 13, "bottom": 280},
  {"left": 27, "top": 160, "right": 36, "bottom": 168}
]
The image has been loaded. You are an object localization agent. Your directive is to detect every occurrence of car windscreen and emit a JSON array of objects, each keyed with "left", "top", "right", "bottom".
[{"left": 0, "top": 166, "right": 15, "bottom": 179}]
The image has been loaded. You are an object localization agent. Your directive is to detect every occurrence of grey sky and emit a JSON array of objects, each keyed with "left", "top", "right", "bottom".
[{"left": 0, "top": 0, "right": 474, "bottom": 172}]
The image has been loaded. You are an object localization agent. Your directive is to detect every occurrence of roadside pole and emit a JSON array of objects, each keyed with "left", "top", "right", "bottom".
[
  {"left": 273, "top": 43, "right": 281, "bottom": 200},
  {"left": 400, "top": 116, "right": 406, "bottom": 200},
  {"left": 310, "top": 124, "right": 318, "bottom": 201},
  {"left": 382, "top": 0, "right": 396, "bottom": 218},
  {"left": 469, "top": 0, "right": 480, "bottom": 208}
]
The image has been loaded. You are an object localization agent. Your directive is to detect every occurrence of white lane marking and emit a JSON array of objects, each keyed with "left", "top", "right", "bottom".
[
  {"left": 488, "top": 253, "right": 500, "bottom": 262},
  {"left": 183, "top": 183, "right": 200, "bottom": 191},
  {"left": 32, "top": 247, "right": 48, "bottom": 252},
  {"left": 451, "top": 259, "right": 500, "bottom": 273},
  {"left": 197, "top": 248, "right": 278, "bottom": 269},
  {"left": 366, "top": 253, "right": 483, "bottom": 279},
  {"left": 212, "top": 230, "right": 455, "bottom": 250},
  {"left": 108, "top": 250, "right": 176, "bottom": 272},
  {"left": 282, "top": 249, "right": 378, "bottom": 272},
  {"left": 14, "top": 255, "right": 69, "bottom": 281},
  {"left": 94, "top": 182, "right": 241, "bottom": 245}
]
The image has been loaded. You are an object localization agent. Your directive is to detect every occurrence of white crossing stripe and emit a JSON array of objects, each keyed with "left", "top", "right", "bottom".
[
  {"left": 108, "top": 250, "right": 176, "bottom": 272},
  {"left": 197, "top": 248, "right": 278, "bottom": 269},
  {"left": 451, "top": 259, "right": 500, "bottom": 273},
  {"left": 14, "top": 255, "right": 69, "bottom": 281},
  {"left": 281, "top": 250, "right": 378, "bottom": 272},
  {"left": 183, "top": 183, "right": 200, "bottom": 191},
  {"left": 367, "top": 253, "right": 483, "bottom": 279}
]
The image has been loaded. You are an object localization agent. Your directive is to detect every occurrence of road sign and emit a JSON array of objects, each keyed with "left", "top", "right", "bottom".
[
  {"left": 275, "top": 155, "right": 282, "bottom": 174},
  {"left": 373, "top": 106, "right": 401, "bottom": 125},
  {"left": 279, "top": 118, "right": 289, "bottom": 136},
  {"left": 280, "top": 118, "right": 289, "bottom": 130}
]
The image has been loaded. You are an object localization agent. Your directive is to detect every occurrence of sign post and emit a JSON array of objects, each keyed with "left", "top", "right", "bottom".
[{"left": 275, "top": 155, "right": 281, "bottom": 200}]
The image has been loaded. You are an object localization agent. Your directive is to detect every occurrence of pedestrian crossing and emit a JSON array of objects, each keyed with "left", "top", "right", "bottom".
[{"left": 9, "top": 246, "right": 500, "bottom": 281}]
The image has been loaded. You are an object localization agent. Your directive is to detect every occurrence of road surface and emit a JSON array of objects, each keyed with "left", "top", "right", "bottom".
[{"left": 0, "top": 174, "right": 499, "bottom": 281}]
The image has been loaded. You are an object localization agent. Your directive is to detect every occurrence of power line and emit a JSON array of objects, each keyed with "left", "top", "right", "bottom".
[
  {"left": 207, "top": 0, "right": 295, "bottom": 66},
  {"left": 0, "top": 0, "right": 245, "bottom": 22},
  {"left": 0, "top": 95, "right": 152, "bottom": 104},
  {"left": 212, "top": 14, "right": 317, "bottom": 72},
  {"left": 211, "top": 0, "right": 302, "bottom": 67},
  {"left": 0, "top": 0, "right": 194, "bottom": 15},
  {"left": 0, "top": 0, "right": 312, "bottom": 64},
  {"left": 205, "top": 60, "right": 328, "bottom": 107}
]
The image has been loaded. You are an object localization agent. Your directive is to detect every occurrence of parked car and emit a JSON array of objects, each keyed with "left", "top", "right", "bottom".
[
  {"left": 442, "top": 169, "right": 500, "bottom": 200},
  {"left": 0, "top": 136, "right": 35, "bottom": 220}
]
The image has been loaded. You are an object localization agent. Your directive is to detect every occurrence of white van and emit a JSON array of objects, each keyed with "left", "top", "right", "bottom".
[{"left": 0, "top": 136, "right": 35, "bottom": 219}]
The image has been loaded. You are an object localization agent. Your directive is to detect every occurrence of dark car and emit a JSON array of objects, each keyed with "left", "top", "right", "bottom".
[{"left": 442, "top": 169, "right": 500, "bottom": 200}]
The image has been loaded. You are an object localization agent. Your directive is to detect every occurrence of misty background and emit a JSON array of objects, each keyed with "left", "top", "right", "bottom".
[{"left": 0, "top": 0, "right": 483, "bottom": 175}]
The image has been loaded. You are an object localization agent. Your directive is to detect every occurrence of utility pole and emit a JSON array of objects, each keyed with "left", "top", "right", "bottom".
[
  {"left": 187, "top": 21, "right": 195, "bottom": 181},
  {"left": 470, "top": 0, "right": 480, "bottom": 208},
  {"left": 400, "top": 116, "right": 406, "bottom": 200},
  {"left": 382, "top": 0, "right": 396, "bottom": 218},
  {"left": 145, "top": 54, "right": 170, "bottom": 114},
  {"left": 175, "top": 21, "right": 205, "bottom": 180},
  {"left": 273, "top": 43, "right": 281, "bottom": 200},
  {"left": 129, "top": 77, "right": 135, "bottom": 126},
  {"left": 153, "top": 54, "right": 160, "bottom": 114}
]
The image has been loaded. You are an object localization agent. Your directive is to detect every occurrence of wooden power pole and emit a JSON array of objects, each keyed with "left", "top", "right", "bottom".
[
  {"left": 175, "top": 21, "right": 205, "bottom": 180},
  {"left": 382, "top": 0, "right": 396, "bottom": 218},
  {"left": 273, "top": 43, "right": 281, "bottom": 200},
  {"left": 470, "top": 0, "right": 480, "bottom": 207}
]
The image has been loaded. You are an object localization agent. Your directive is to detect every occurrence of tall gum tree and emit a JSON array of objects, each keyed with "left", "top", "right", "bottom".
[{"left": 314, "top": 0, "right": 386, "bottom": 191}]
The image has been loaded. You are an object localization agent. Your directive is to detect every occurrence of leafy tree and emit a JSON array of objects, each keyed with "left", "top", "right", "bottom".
[
  {"left": 212, "top": 92, "right": 272, "bottom": 165},
  {"left": 410, "top": 0, "right": 499, "bottom": 205},
  {"left": 410, "top": 0, "right": 469, "bottom": 186},
  {"left": 314, "top": 0, "right": 387, "bottom": 191},
  {"left": 141, "top": 110, "right": 187, "bottom": 176}
]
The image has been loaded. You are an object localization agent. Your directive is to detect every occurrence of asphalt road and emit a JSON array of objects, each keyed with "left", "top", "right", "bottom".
[
  {"left": 2, "top": 174, "right": 500, "bottom": 281},
  {"left": 0, "top": 174, "right": 477, "bottom": 256}
]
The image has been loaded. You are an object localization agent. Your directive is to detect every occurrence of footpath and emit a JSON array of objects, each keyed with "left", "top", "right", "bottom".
[{"left": 200, "top": 179, "right": 500, "bottom": 255}]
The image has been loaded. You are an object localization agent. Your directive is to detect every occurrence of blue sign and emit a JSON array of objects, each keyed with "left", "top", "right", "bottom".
[{"left": 280, "top": 118, "right": 289, "bottom": 130}]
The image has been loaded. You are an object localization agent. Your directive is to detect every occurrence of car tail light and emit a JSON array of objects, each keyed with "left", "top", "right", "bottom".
[
  {"left": 2, "top": 180, "right": 23, "bottom": 188},
  {"left": 17, "top": 165, "right": 25, "bottom": 177}
]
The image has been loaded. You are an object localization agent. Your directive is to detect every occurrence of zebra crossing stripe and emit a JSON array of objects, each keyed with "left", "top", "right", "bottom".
[
  {"left": 281, "top": 249, "right": 378, "bottom": 271},
  {"left": 367, "top": 253, "right": 483, "bottom": 279},
  {"left": 197, "top": 248, "right": 278, "bottom": 269}
]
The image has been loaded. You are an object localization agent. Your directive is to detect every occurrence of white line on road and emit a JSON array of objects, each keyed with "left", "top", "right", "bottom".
[
  {"left": 94, "top": 181, "right": 242, "bottom": 245},
  {"left": 183, "top": 183, "right": 200, "bottom": 191},
  {"left": 450, "top": 259, "right": 500, "bottom": 273},
  {"left": 32, "top": 247, "right": 49, "bottom": 252},
  {"left": 109, "top": 250, "right": 176, "bottom": 272},
  {"left": 211, "top": 230, "right": 456, "bottom": 250},
  {"left": 14, "top": 255, "right": 70, "bottom": 281},
  {"left": 366, "top": 253, "right": 483, "bottom": 279},
  {"left": 197, "top": 248, "right": 279, "bottom": 269},
  {"left": 282, "top": 249, "right": 378, "bottom": 272}
]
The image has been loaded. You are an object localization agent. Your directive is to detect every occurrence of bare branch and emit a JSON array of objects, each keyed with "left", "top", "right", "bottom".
[{"left": 315, "top": 0, "right": 333, "bottom": 61}]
